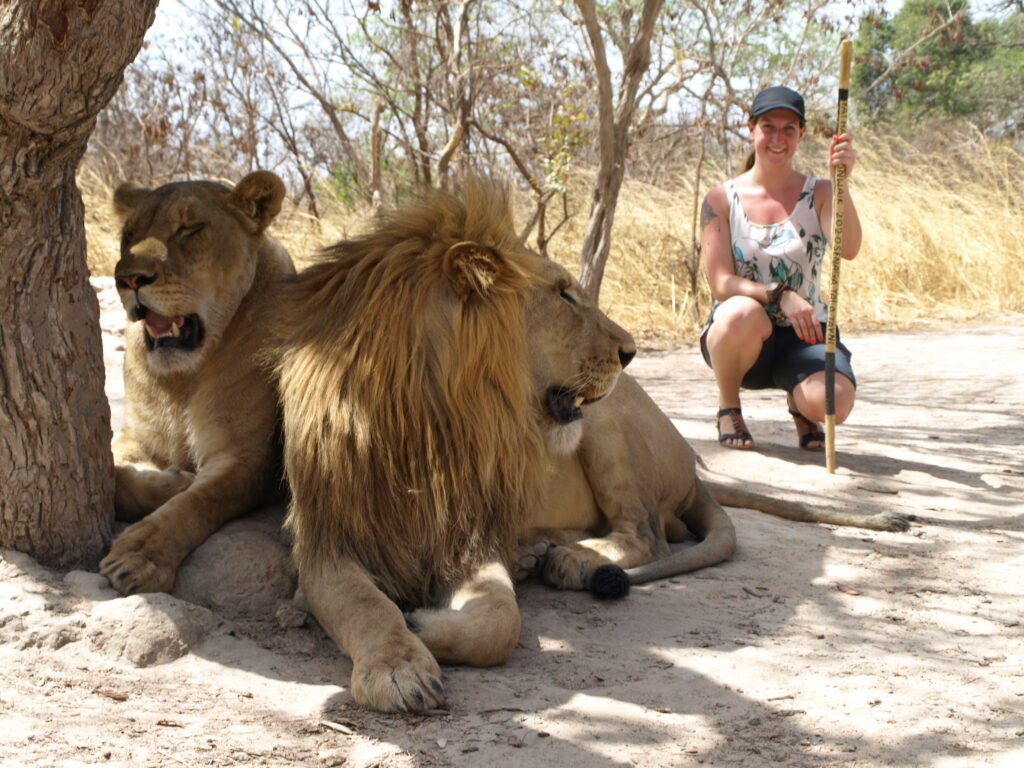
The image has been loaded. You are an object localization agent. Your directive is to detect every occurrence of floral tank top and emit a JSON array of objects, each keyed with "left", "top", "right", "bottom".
[{"left": 711, "top": 174, "right": 828, "bottom": 328}]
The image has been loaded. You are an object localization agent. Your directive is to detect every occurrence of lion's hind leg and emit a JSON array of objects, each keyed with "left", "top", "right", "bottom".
[
  {"left": 302, "top": 556, "right": 445, "bottom": 714},
  {"left": 541, "top": 530, "right": 654, "bottom": 598},
  {"left": 518, "top": 527, "right": 634, "bottom": 597},
  {"left": 406, "top": 561, "right": 520, "bottom": 667},
  {"left": 623, "top": 479, "right": 737, "bottom": 585},
  {"left": 514, "top": 527, "right": 589, "bottom": 581}
]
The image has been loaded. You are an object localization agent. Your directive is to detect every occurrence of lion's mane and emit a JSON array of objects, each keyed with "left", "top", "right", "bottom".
[{"left": 275, "top": 180, "right": 547, "bottom": 607}]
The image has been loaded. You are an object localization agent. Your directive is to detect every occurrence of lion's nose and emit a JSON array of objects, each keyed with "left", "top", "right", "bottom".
[
  {"left": 619, "top": 348, "right": 635, "bottom": 369},
  {"left": 116, "top": 272, "right": 157, "bottom": 291}
]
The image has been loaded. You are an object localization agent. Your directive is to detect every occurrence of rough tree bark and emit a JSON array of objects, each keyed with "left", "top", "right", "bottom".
[
  {"left": 575, "top": 0, "right": 664, "bottom": 302},
  {"left": 0, "top": 0, "right": 159, "bottom": 568}
]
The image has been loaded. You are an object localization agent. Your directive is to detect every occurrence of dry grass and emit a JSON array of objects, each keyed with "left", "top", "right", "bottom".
[
  {"left": 83, "top": 129, "right": 1024, "bottom": 342},
  {"left": 841, "top": 129, "right": 1024, "bottom": 328}
]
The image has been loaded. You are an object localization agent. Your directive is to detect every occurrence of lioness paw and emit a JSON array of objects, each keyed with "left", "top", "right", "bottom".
[
  {"left": 350, "top": 636, "right": 444, "bottom": 713},
  {"left": 115, "top": 467, "right": 196, "bottom": 522},
  {"left": 100, "top": 519, "right": 178, "bottom": 594},
  {"left": 542, "top": 545, "right": 594, "bottom": 591}
]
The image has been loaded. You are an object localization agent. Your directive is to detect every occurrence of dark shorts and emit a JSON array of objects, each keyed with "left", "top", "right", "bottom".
[{"left": 700, "top": 318, "right": 856, "bottom": 393}]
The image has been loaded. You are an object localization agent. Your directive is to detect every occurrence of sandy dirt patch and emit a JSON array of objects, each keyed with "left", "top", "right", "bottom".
[{"left": 1, "top": 280, "right": 1021, "bottom": 767}]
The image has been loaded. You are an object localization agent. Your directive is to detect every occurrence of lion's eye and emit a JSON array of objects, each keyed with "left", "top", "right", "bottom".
[
  {"left": 176, "top": 223, "right": 205, "bottom": 238},
  {"left": 559, "top": 288, "right": 577, "bottom": 305}
]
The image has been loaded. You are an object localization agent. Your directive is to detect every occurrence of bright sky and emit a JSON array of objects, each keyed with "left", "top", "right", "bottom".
[{"left": 147, "top": 0, "right": 189, "bottom": 45}]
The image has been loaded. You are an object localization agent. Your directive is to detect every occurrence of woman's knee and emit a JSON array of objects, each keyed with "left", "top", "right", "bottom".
[
  {"left": 708, "top": 297, "right": 771, "bottom": 343},
  {"left": 834, "top": 377, "right": 856, "bottom": 423},
  {"left": 793, "top": 373, "right": 856, "bottom": 423}
]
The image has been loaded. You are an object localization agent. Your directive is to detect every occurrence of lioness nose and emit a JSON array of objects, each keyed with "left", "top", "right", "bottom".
[
  {"left": 116, "top": 273, "right": 157, "bottom": 291},
  {"left": 619, "top": 348, "right": 635, "bottom": 369}
]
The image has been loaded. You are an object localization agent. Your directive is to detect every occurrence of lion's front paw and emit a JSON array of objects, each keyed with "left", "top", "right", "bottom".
[
  {"left": 350, "top": 634, "right": 445, "bottom": 713},
  {"left": 100, "top": 518, "right": 179, "bottom": 595},
  {"left": 513, "top": 540, "right": 554, "bottom": 581}
]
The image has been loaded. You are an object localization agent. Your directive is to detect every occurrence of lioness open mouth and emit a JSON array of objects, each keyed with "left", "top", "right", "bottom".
[
  {"left": 140, "top": 308, "right": 203, "bottom": 352},
  {"left": 546, "top": 386, "right": 605, "bottom": 424}
]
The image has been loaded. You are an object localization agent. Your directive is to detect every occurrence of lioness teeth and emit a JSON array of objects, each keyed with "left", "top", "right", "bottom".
[
  {"left": 573, "top": 395, "right": 585, "bottom": 408},
  {"left": 144, "top": 313, "right": 188, "bottom": 340}
]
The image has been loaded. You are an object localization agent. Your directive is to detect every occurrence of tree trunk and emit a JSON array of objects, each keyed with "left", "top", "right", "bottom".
[
  {"left": 0, "top": 0, "right": 159, "bottom": 568},
  {"left": 575, "top": 0, "right": 664, "bottom": 302}
]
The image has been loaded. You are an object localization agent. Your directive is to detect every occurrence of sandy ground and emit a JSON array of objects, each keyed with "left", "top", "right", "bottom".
[{"left": 1, "top": 279, "right": 1022, "bottom": 768}]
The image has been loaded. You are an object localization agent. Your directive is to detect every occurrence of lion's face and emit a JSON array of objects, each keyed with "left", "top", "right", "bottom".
[
  {"left": 112, "top": 172, "right": 284, "bottom": 376},
  {"left": 527, "top": 258, "right": 636, "bottom": 453}
]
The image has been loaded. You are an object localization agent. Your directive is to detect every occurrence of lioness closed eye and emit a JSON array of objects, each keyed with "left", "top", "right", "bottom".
[{"left": 100, "top": 172, "right": 294, "bottom": 596}]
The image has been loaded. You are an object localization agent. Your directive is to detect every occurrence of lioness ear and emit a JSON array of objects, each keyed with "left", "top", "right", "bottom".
[
  {"left": 113, "top": 183, "right": 151, "bottom": 220},
  {"left": 443, "top": 241, "right": 507, "bottom": 298},
  {"left": 230, "top": 171, "right": 285, "bottom": 233}
]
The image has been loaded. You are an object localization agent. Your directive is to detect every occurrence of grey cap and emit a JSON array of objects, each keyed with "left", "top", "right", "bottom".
[{"left": 750, "top": 86, "right": 805, "bottom": 121}]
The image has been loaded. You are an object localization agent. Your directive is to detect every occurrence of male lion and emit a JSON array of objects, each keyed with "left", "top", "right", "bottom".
[
  {"left": 273, "top": 179, "right": 643, "bottom": 712},
  {"left": 99, "top": 172, "right": 294, "bottom": 596},
  {"left": 274, "top": 179, "right": 906, "bottom": 714}
]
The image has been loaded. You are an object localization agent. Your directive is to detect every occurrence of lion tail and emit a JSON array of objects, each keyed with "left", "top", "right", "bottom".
[{"left": 702, "top": 479, "right": 912, "bottom": 532}]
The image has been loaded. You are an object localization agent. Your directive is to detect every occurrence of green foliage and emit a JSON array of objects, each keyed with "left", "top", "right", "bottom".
[
  {"left": 326, "top": 163, "right": 362, "bottom": 208},
  {"left": 853, "top": 0, "right": 1022, "bottom": 138},
  {"left": 969, "top": 12, "right": 1024, "bottom": 137},
  {"left": 540, "top": 96, "right": 588, "bottom": 195}
]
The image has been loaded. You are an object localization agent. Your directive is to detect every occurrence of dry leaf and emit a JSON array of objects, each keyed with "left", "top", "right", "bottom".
[
  {"left": 320, "top": 720, "right": 355, "bottom": 735},
  {"left": 836, "top": 583, "right": 861, "bottom": 596}
]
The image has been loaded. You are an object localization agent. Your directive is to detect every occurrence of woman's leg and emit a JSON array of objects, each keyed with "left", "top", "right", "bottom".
[
  {"left": 789, "top": 371, "right": 856, "bottom": 449},
  {"left": 705, "top": 297, "right": 772, "bottom": 449}
]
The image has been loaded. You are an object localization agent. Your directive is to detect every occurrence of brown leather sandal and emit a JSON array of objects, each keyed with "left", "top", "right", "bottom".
[
  {"left": 787, "top": 395, "right": 825, "bottom": 451},
  {"left": 717, "top": 407, "right": 755, "bottom": 450}
]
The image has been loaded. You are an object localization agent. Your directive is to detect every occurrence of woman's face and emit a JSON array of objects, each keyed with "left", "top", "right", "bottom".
[{"left": 748, "top": 108, "right": 805, "bottom": 167}]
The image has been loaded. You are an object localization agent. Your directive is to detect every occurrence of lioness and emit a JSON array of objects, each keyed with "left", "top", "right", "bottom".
[
  {"left": 522, "top": 370, "right": 909, "bottom": 597},
  {"left": 99, "top": 172, "right": 294, "bottom": 595},
  {"left": 275, "top": 180, "right": 906, "bottom": 713}
]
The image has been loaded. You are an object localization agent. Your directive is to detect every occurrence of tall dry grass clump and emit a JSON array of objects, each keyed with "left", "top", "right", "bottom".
[
  {"left": 83, "top": 129, "right": 1023, "bottom": 342},
  {"left": 843, "top": 129, "right": 1024, "bottom": 327}
]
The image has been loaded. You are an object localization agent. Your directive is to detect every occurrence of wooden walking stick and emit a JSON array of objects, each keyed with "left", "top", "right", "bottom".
[{"left": 825, "top": 38, "right": 853, "bottom": 473}]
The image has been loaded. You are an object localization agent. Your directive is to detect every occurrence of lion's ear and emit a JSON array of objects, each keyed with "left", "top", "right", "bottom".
[
  {"left": 113, "top": 183, "right": 151, "bottom": 220},
  {"left": 230, "top": 171, "right": 285, "bottom": 233},
  {"left": 442, "top": 241, "right": 508, "bottom": 298}
]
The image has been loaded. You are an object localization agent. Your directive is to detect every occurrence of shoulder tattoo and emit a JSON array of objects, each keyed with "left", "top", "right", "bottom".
[{"left": 700, "top": 197, "right": 718, "bottom": 231}]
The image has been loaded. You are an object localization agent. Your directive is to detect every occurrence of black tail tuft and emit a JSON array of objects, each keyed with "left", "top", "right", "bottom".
[{"left": 591, "top": 564, "right": 630, "bottom": 599}]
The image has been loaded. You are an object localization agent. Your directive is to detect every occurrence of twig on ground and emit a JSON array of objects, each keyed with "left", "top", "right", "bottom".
[{"left": 157, "top": 750, "right": 194, "bottom": 768}]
